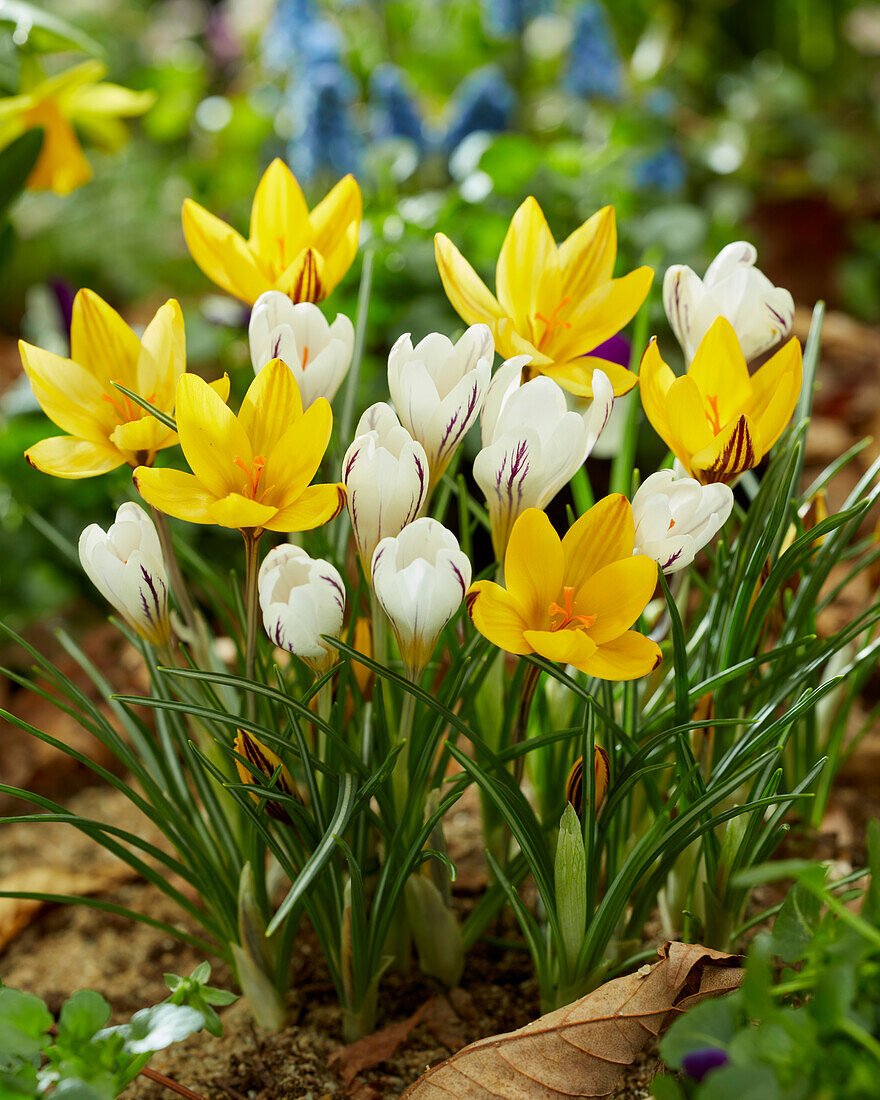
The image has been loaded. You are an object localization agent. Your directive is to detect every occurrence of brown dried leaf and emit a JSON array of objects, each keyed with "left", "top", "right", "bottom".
[
  {"left": 402, "top": 942, "right": 743, "bottom": 1099},
  {"left": 330, "top": 998, "right": 436, "bottom": 1091}
]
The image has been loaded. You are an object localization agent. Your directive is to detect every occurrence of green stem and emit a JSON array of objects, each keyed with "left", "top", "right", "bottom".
[
  {"left": 243, "top": 530, "right": 263, "bottom": 719},
  {"left": 151, "top": 507, "right": 198, "bottom": 634},
  {"left": 393, "top": 690, "right": 418, "bottom": 809}
]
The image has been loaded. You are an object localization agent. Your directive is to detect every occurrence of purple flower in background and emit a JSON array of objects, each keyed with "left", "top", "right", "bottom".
[
  {"left": 481, "top": 0, "right": 553, "bottom": 36},
  {"left": 589, "top": 331, "right": 631, "bottom": 366},
  {"left": 444, "top": 66, "right": 516, "bottom": 152},
  {"left": 369, "top": 64, "right": 426, "bottom": 149},
  {"left": 48, "top": 278, "right": 75, "bottom": 341},
  {"left": 633, "top": 146, "right": 687, "bottom": 193},
  {"left": 287, "top": 62, "right": 362, "bottom": 181},
  {"left": 565, "top": 1, "right": 622, "bottom": 100},
  {"left": 681, "top": 1047, "right": 730, "bottom": 1082}
]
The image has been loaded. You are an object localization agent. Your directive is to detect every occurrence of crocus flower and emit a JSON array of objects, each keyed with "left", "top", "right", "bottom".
[
  {"left": 342, "top": 404, "right": 429, "bottom": 575},
  {"left": 565, "top": 746, "right": 611, "bottom": 816},
  {"left": 467, "top": 501, "right": 661, "bottom": 679},
  {"left": 435, "top": 197, "right": 652, "bottom": 397},
  {"left": 234, "top": 729, "right": 299, "bottom": 823},
  {"left": 78, "top": 503, "right": 170, "bottom": 647},
  {"left": 640, "top": 316, "right": 802, "bottom": 485},
  {"left": 182, "top": 158, "right": 361, "bottom": 305},
  {"left": 134, "top": 358, "right": 345, "bottom": 532},
  {"left": 474, "top": 357, "right": 613, "bottom": 558},
  {"left": 249, "top": 291, "right": 354, "bottom": 409},
  {"left": 258, "top": 544, "right": 345, "bottom": 673},
  {"left": 387, "top": 324, "right": 493, "bottom": 491},
  {"left": 0, "top": 60, "right": 154, "bottom": 195},
  {"left": 632, "top": 470, "right": 734, "bottom": 573},
  {"left": 21, "top": 290, "right": 228, "bottom": 479},
  {"left": 371, "top": 518, "right": 472, "bottom": 679},
  {"left": 664, "top": 242, "right": 795, "bottom": 364}
]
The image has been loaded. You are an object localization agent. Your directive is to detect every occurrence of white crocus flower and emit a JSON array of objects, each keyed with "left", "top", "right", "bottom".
[
  {"left": 342, "top": 403, "right": 429, "bottom": 575},
  {"left": 248, "top": 290, "right": 354, "bottom": 408},
  {"left": 258, "top": 544, "right": 345, "bottom": 674},
  {"left": 78, "top": 503, "right": 170, "bottom": 646},
  {"left": 663, "top": 242, "right": 795, "bottom": 364},
  {"left": 371, "top": 518, "right": 471, "bottom": 679},
  {"left": 632, "top": 469, "right": 734, "bottom": 574},
  {"left": 387, "top": 324, "right": 493, "bottom": 491},
  {"left": 474, "top": 357, "right": 613, "bottom": 558}
]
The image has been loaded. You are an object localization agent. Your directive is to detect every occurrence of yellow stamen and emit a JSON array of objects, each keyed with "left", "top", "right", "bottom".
[{"left": 548, "top": 585, "right": 597, "bottom": 632}]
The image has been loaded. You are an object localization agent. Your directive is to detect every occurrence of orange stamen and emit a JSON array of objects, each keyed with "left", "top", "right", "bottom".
[
  {"left": 706, "top": 394, "right": 722, "bottom": 435},
  {"left": 549, "top": 586, "right": 597, "bottom": 633},
  {"left": 535, "top": 297, "right": 573, "bottom": 349},
  {"left": 100, "top": 386, "right": 157, "bottom": 424},
  {"left": 301, "top": 346, "right": 309, "bottom": 371},
  {"left": 234, "top": 454, "right": 268, "bottom": 500},
  {"left": 668, "top": 517, "right": 676, "bottom": 531}
]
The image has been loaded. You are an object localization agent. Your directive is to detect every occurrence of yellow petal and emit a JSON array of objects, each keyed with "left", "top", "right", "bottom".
[
  {"left": 268, "top": 398, "right": 334, "bottom": 508},
  {"left": 209, "top": 374, "right": 231, "bottom": 402},
  {"left": 465, "top": 580, "right": 532, "bottom": 655},
  {"left": 576, "top": 556, "right": 658, "bottom": 644},
  {"left": 110, "top": 416, "right": 171, "bottom": 457},
  {"left": 134, "top": 466, "right": 217, "bottom": 523},
  {"left": 542, "top": 357, "right": 638, "bottom": 398},
  {"left": 580, "top": 631, "right": 662, "bottom": 681},
  {"left": 262, "top": 483, "right": 347, "bottom": 533},
  {"left": 182, "top": 198, "right": 272, "bottom": 304},
  {"left": 552, "top": 266, "right": 653, "bottom": 361},
  {"left": 239, "top": 358, "right": 303, "bottom": 458},
  {"left": 175, "top": 373, "right": 251, "bottom": 497},
  {"left": 19, "top": 340, "right": 114, "bottom": 443},
  {"left": 562, "top": 494, "right": 634, "bottom": 595},
  {"left": 24, "top": 99, "right": 91, "bottom": 194},
  {"left": 503, "top": 508, "right": 565, "bottom": 629},
  {"left": 277, "top": 247, "right": 326, "bottom": 303},
  {"left": 691, "top": 414, "right": 762, "bottom": 485},
  {"left": 687, "top": 317, "right": 752, "bottom": 424},
  {"left": 435, "top": 234, "right": 505, "bottom": 326},
  {"left": 309, "top": 174, "right": 362, "bottom": 290},
  {"left": 638, "top": 337, "right": 676, "bottom": 447},
  {"left": 522, "top": 628, "right": 597, "bottom": 668},
  {"left": 558, "top": 205, "right": 617, "bottom": 302},
  {"left": 66, "top": 82, "right": 156, "bottom": 118},
  {"left": 208, "top": 493, "right": 278, "bottom": 530},
  {"left": 25, "top": 435, "right": 122, "bottom": 478},
  {"left": 749, "top": 337, "right": 802, "bottom": 450},
  {"left": 666, "top": 375, "right": 715, "bottom": 460},
  {"left": 137, "top": 298, "right": 185, "bottom": 407},
  {"left": 248, "top": 158, "right": 311, "bottom": 266},
  {"left": 71, "top": 288, "right": 141, "bottom": 391},
  {"left": 495, "top": 196, "right": 560, "bottom": 335}
]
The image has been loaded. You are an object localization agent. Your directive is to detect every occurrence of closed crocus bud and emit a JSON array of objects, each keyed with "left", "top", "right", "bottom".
[
  {"left": 249, "top": 290, "right": 354, "bottom": 408},
  {"left": 342, "top": 403, "right": 429, "bottom": 575},
  {"left": 371, "top": 517, "right": 471, "bottom": 679},
  {"left": 632, "top": 469, "right": 734, "bottom": 574},
  {"left": 258, "top": 544, "right": 345, "bottom": 674},
  {"left": 664, "top": 242, "right": 795, "bottom": 364},
  {"left": 387, "top": 324, "right": 493, "bottom": 491},
  {"left": 78, "top": 503, "right": 170, "bottom": 646},
  {"left": 234, "top": 729, "right": 300, "bottom": 824},
  {"left": 474, "top": 357, "right": 613, "bottom": 558},
  {"left": 554, "top": 802, "right": 587, "bottom": 970}
]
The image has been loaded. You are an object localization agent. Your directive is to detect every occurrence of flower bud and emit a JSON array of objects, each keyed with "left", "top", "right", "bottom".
[
  {"left": 258, "top": 544, "right": 345, "bottom": 673},
  {"left": 387, "top": 324, "right": 492, "bottom": 490},
  {"left": 233, "top": 729, "right": 300, "bottom": 823},
  {"left": 342, "top": 403, "right": 429, "bottom": 575},
  {"left": 404, "top": 874, "right": 465, "bottom": 988},
  {"left": 632, "top": 469, "right": 734, "bottom": 574},
  {"left": 78, "top": 503, "right": 171, "bottom": 646},
  {"left": 663, "top": 241, "right": 794, "bottom": 364},
  {"left": 554, "top": 802, "right": 587, "bottom": 968},
  {"left": 565, "top": 747, "right": 610, "bottom": 818},
  {"left": 248, "top": 291, "right": 354, "bottom": 408},
  {"left": 371, "top": 517, "right": 471, "bottom": 679}
]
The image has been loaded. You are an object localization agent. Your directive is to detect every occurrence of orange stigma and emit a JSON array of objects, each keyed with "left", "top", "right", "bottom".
[
  {"left": 234, "top": 454, "right": 268, "bottom": 500},
  {"left": 101, "top": 386, "right": 156, "bottom": 424},
  {"left": 536, "top": 297, "right": 572, "bottom": 349},
  {"left": 706, "top": 394, "right": 722, "bottom": 435},
  {"left": 549, "top": 586, "right": 597, "bottom": 633},
  {"left": 301, "top": 346, "right": 309, "bottom": 370}
]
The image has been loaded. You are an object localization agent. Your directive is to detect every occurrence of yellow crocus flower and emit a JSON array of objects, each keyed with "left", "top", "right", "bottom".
[
  {"left": 466, "top": 500, "right": 661, "bottom": 680},
  {"left": 640, "top": 316, "right": 802, "bottom": 485},
  {"left": 434, "top": 197, "right": 653, "bottom": 398},
  {"left": 21, "top": 289, "right": 225, "bottom": 479},
  {"left": 0, "top": 60, "right": 155, "bottom": 196},
  {"left": 134, "top": 358, "right": 346, "bottom": 533},
  {"left": 182, "top": 159, "right": 362, "bottom": 305}
]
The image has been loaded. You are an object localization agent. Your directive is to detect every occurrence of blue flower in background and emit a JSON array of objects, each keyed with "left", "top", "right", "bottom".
[
  {"left": 262, "top": 0, "right": 320, "bottom": 70},
  {"left": 288, "top": 62, "right": 363, "bottom": 181},
  {"left": 565, "top": 1, "right": 622, "bottom": 100},
  {"left": 444, "top": 66, "right": 516, "bottom": 152},
  {"left": 481, "top": 0, "right": 554, "bottom": 36},
  {"left": 369, "top": 64, "right": 426, "bottom": 150},
  {"left": 632, "top": 146, "right": 686, "bottom": 193}
]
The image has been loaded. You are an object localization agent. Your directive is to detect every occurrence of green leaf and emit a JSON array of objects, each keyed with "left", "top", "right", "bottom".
[
  {"left": 57, "top": 990, "right": 111, "bottom": 1042},
  {"left": 864, "top": 818, "right": 880, "bottom": 926},
  {"left": 0, "top": 988, "right": 53, "bottom": 1059},
  {"left": 0, "top": 2, "right": 104, "bottom": 54},
  {"left": 660, "top": 993, "right": 741, "bottom": 1068},
  {"left": 700, "top": 1063, "right": 780, "bottom": 1100},
  {"left": 770, "top": 881, "right": 822, "bottom": 963},
  {"left": 105, "top": 1003, "right": 205, "bottom": 1054},
  {"left": 0, "top": 129, "right": 43, "bottom": 219},
  {"left": 648, "top": 1075, "right": 686, "bottom": 1100}
]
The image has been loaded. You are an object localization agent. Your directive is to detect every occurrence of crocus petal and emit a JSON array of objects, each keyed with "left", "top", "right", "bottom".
[
  {"left": 561, "top": 494, "right": 635, "bottom": 594},
  {"left": 175, "top": 373, "right": 252, "bottom": 498},
  {"left": 576, "top": 555, "right": 658, "bottom": 644},
  {"left": 558, "top": 205, "right": 616, "bottom": 302},
  {"left": 208, "top": 493, "right": 278, "bottom": 530},
  {"left": 542, "top": 357, "right": 637, "bottom": 399},
  {"left": 71, "top": 288, "right": 141, "bottom": 391},
  {"left": 690, "top": 415, "right": 761, "bottom": 485},
  {"left": 25, "top": 436, "right": 123, "bottom": 478},
  {"left": 665, "top": 376, "right": 715, "bottom": 459},
  {"left": 503, "top": 508, "right": 565, "bottom": 627},
  {"left": 638, "top": 337, "right": 677, "bottom": 446},
  {"left": 248, "top": 158, "right": 311, "bottom": 264},
  {"left": 434, "top": 233, "right": 506, "bottom": 327},
  {"left": 686, "top": 317, "right": 753, "bottom": 424},
  {"left": 182, "top": 198, "right": 271, "bottom": 304},
  {"left": 25, "top": 99, "right": 92, "bottom": 194},
  {"left": 749, "top": 337, "right": 803, "bottom": 450},
  {"left": 309, "top": 174, "right": 362, "bottom": 292},
  {"left": 557, "top": 266, "right": 654, "bottom": 359},
  {"left": 277, "top": 247, "right": 326, "bottom": 304},
  {"left": 465, "top": 580, "right": 531, "bottom": 655},
  {"left": 238, "top": 357, "right": 304, "bottom": 458},
  {"left": 495, "top": 196, "right": 560, "bottom": 333},
  {"left": 136, "top": 298, "right": 186, "bottom": 406},
  {"left": 134, "top": 467, "right": 218, "bottom": 523},
  {"left": 580, "top": 631, "right": 662, "bottom": 680},
  {"left": 110, "top": 416, "right": 171, "bottom": 457},
  {"left": 263, "top": 483, "right": 347, "bottom": 532},
  {"left": 268, "top": 398, "right": 334, "bottom": 508},
  {"left": 19, "top": 341, "right": 115, "bottom": 442},
  {"left": 522, "top": 628, "right": 598, "bottom": 668}
]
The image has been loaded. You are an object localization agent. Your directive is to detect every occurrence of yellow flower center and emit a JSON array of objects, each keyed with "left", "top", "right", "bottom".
[
  {"left": 548, "top": 585, "right": 597, "bottom": 633},
  {"left": 234, "top": 454, "right": 269, "bottom": 501},
  {"left": 535, "top": 297, "right": 573, "bottom": 350}
]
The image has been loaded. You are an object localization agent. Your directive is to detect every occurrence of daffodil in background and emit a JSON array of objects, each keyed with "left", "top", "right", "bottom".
[
  {"left": 467, "top": 500, "right": 661, "bottom": 680},
  {"left": 182, "top": 158, "right": 362, "bottom": 305},
  {"left": 640, "top": 316, "right": 802, "bottom": 485},
  {"left": 0, "top": 60, "right": 154, "bottom": 196},
  {"left": 435, "top": 197, "right": 653, "bottom": 398},
  {"left": 20, "top": 289, "right": 225, "bottom": 478}
]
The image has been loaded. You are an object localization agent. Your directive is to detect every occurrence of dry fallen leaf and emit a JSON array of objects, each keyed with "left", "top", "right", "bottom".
[
  {"left": 402, "top": 942, "right": 743, "bottom": 1099},
  {"left": 0, "top": 864, "right": 139, "bottom": 952},
  {"left": 329, "top": 998, "right": 436, "bottom": 1091}
]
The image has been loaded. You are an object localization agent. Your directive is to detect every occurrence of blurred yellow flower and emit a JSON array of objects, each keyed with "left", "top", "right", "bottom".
[
  {"left": 182, "top": 159, "right": 362, "bottom": 305},
  {"left": 640, "top": 316, "right": 802, "bottom": 485},
  {"left": 134, "top": 357, "right": 346, "bottom": 533},
  {"left": 21, "top": 289, "right": 225, "bottom": 479},
  {"left": 466, "top": 500, "right": 661, "bottom": 680},
  {"left": 0, "top": 60, "right": 155, "bottom": 195},
  {"left": 435, "top": 197, "right": 653, "bottom": 398}
]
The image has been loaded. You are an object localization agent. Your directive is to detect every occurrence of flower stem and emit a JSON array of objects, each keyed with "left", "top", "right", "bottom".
[
  {"left": 150, "top": 506, "right": 198, "bottom": 634},
  {"left": 243, "top": 529, "right": 263, "bottom": 719}
]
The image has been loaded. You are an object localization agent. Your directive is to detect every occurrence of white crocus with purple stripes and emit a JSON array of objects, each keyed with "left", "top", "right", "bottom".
[
  {"left": 342, "top": 403, "right": 429, "bottom": 576},
  {"left": 474, "top": 358, "right": 614, "bottom": 559},
  {"left": 78, "top": 503, "right": 170, "bottom": 646},
  {"left": 258, "top": 544, "right": 345, "bottom": 673},
  {"left": 371, "top": 518, "right": 471, "bottom": 680},
  {"left": 249, "top": 291, "right": 354, "bottom": 409},
  {"left": 632, "top": 469, "right": 734, "bottom": 574},
  {"left": 387, "top": 324, "right": 493, "bottom": 492},
  {"left": 664, "top": 242, "right": 795, "bottom": 364}
]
